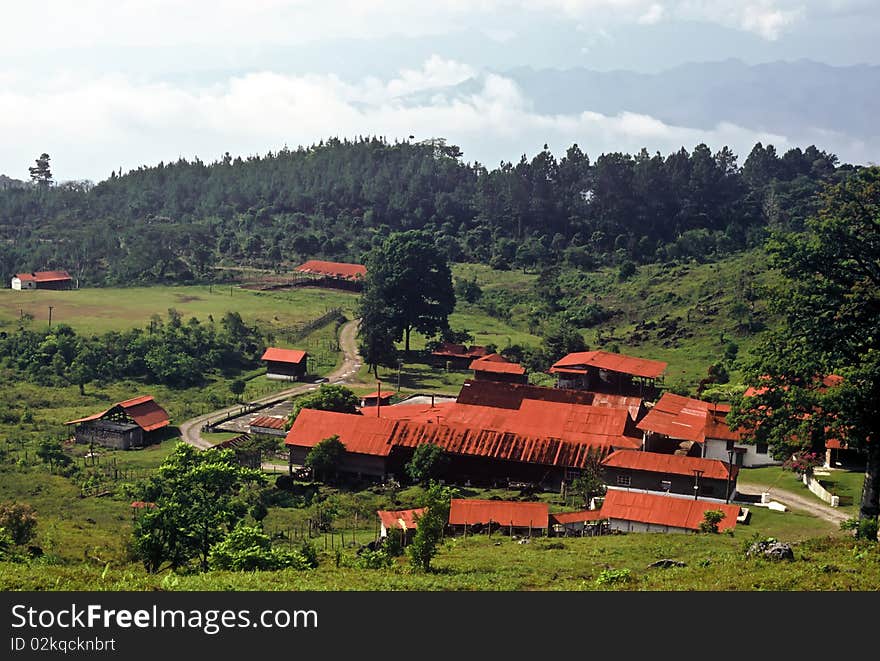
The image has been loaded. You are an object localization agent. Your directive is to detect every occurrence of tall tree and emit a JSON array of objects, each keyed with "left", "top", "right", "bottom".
[
  {"left": 28, "top": 153, "right": 53, "bottom": 187},
  {"left": 286, "top": 384, "right": 360, "bottom": 429},
  {"left": 357, "top": 290, "right": 399, "bottom": 378},
  {"left": 361, "top": 230, "right": 455, "bottom": 352},
  {"left": 132, "top": 443, "right": 265, "bottom": 572},
  {"left": 729, "top": 167, "right": 880, "bottom": 537}
]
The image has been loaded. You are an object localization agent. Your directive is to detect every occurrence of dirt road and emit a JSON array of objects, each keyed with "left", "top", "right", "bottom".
[{"left": 179, "top": 318, "right": 362, "bottom": 449}]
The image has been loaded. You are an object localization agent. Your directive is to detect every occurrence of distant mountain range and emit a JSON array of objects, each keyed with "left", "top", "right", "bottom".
[{"left": 406, "top": 59, "right": 880, "bottom": 162}]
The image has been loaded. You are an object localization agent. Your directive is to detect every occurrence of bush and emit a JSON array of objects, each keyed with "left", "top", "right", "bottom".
[
  {"left": 595, "top": 568, "right": 632, "bottom": 586},
  {"left": 698, "top": 510, "right": 725, "bottom": 534},
  {"left": 841, "top": 517, "right": 879, "bottom": 542},
  {"left": 355, "top": 548, "right": 393, "bottom": 569},
  {"left": 208, "top": 525, "right": 312, "bottom": 571},
  {"left": 0, "top": 502, "right": 37, "bottom": 546}
]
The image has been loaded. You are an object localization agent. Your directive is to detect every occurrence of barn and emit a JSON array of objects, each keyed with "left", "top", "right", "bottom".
[
  {"left": 377, "top": 508, "right": 425, "bottom": 542},
  {"left": 431, "top": 342, "right": 490, "bottom": 369},
  {"left": 469, "top": 354, "right": 527, "bottom": 384},
  {"left": 11, "top": 270, "right": 73, "bottom": 290},
  {"left": 66, "top": 395, "right": 170, "bottom": 450},
  {"left": 261, "top": 347, "right": 308, "bottom": 380},
  {"left": 549, "top": 350, "right": 667, "bottom": 398}
]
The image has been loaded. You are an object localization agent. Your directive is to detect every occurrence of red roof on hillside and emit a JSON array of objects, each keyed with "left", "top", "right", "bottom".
[
  {"left": 600, "top": 490, "right": 740, "bottom": 532},
  {"left": 15, "top": 270, "right": 72, "bottom": 283},
  {"left": 377, "top": 508, "right": 425, "bottom": 532},
  {"left": 448, "top": 499, "right": 549, "bottom": 528},
  {"left": 294, "top": 260, "right": 366, "bottom": 280},
  {"left": 66, "top": 395, "right": 170, "bottom": 432},
  {"left": 261, "top": 347, "right": 308, "bottom": 364},
  {"left": 549, "top": 510, "right": 607, "bottom": 525},
  {"left": 431, "top": 343, "right": 490, "bottom": 359},
  {"left": 601, "top": 449, "right": 737, "bottom": 482},
  {"left": 287, "top": 409, "right": 392, "bottom": 456},
  {"left": 550, "top": 350, "right": 667, "bottom": 379},
  {"left": 470, "top": 355, "right": 526, "bottom": 375}
]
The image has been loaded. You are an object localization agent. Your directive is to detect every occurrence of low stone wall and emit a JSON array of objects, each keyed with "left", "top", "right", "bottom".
[{"left": 803, "top": 473, "right": 840, "bottom": 507}]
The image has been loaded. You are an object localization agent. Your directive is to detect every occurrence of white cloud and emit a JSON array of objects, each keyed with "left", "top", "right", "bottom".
[
  {"left": 0, "top": 60, "right": 814, "bottom": 182},
  {"left": 638, "top": 3, "right": 666, "bottom": 24}
]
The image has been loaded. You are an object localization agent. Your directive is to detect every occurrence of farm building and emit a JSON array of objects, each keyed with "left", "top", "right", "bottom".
[
  {"left": 247, "top": 416, "right": 288, "bottom": 437},
  {"left": 377, "top": 508, "right": 425, "bottom": 542},
  {"left": 601, "top": 449, "right": 739, "bottom": 502},
  {"left": 261, "top": 347, "right": 308, "bottom": 380},
  {"left": 598, "top": 489, "right": 741, "bottom": 534},
  {"left": 636, "top": 393, "right": 780, "bottom": 468},
  {"left": 469, "top": 354, "right": 527, "bottom": 384},
  {"left": 448, "top": 499, "right": 549, "bottom": 535},
  {"left": 549, "top": 510, "right": 608, "bottom": 536},
  {"left": 549, "top": 350, "right": 667, "bottom": 398},
  {"left": 360, "top": 390, "right": 394, "bottom": 408},
  {"left": 431, "top": 342, "right": 490, "bottom": 369},
  {"left": 456, "top": 380, "right": 646, "bottom": 423},
  {"left": 293, "top": 260, "right": 366, "bottom": 291},
  {"left": 66, "top": 395, "right": 169, "bottom": 450},
  {"left": 285, "top": 394, "right": 643, "bottom": 486},
  {"left": 11, "top": 270, "right": 73, "bottom": 290}
]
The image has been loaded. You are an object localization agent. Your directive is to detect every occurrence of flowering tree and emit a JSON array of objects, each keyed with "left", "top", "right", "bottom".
[{"left": 782, "top": 451, "right": 823, "bottom": 478}]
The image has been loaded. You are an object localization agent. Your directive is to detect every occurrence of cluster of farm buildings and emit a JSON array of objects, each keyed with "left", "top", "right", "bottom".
[{"left": 50, "top": 259, "right": 829, "bottom": 536}]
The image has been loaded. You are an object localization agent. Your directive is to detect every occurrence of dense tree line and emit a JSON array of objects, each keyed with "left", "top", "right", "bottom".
[
  {"left": 0, "top": 310, "right": 262, "bottom": 389},
  {"left": 0, "top": 138, "right": 851, "bottom": 286}
]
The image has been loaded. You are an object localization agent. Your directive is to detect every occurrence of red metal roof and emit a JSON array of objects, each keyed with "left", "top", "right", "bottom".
[
  {"left": 549, "top": 510, "right": 606, "bottom": 525},
  {"left": 637, "top": 393, "right": 740, "bottom": 443},
  {"left": 600, "top": 490, "right": 740, "bottom": 532},
  {"left": 601, "top": 449, "right": 737, "bottom": 481},
  {"left": 285, "top": 408, "right": 633, "bottom": 469},
  {"left": 549, "top": 351, "right": 668, "bottom": 379},
  {"left": 448, "top": 499, "right": 549, "bottom": 527},
  {"left": 456, "top": 380, "right": 596, "bottom": 409},
  {"left": 294, "top": 260, "right": 366, "bottom": 280},
  {"left": 361, "top": 391, "right": 394, "bottom": 400},
  {"left": 130, "top": 501, "right": 157, "bottom": 509},
  {"left": 15, "top": 270, "right": 72, "bottom": 283},
  {"left": 360, "top": 399, "right": 640, "bottom": 450},
  {"left": 470, "top": 355, "right": 526, "bottom": 375},
  {"left": 431, "top": 343, "right": 490, "bottom": 359},
  {"left": 261, "top": 347, "right": 308, "bottom": 364},
  {"left": 65, "top": 395, "right": 169, "bottom": 432},
  {"left": 249, "top": 416, "right": 287, "bottom": 430},
  {"left": 377, "top": 508, "right": 425, "bottom": 531}
]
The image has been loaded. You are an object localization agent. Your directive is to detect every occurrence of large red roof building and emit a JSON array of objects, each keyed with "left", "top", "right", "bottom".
[
  {"left": 11, "top": 270, "right": 73, "bottom": 290},
  {"left": 549, "top": 350, "right": 667, "bottom": 398}
]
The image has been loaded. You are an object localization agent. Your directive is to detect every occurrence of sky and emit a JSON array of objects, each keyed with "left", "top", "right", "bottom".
[{"left": 2, "top": 0, "right": 879, "bottom": 183}]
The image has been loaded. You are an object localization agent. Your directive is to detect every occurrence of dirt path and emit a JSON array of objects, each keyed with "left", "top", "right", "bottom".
[
  {"left": 736, "top": 482, "right": 851, "bottom": 526},
  {"left": 179, "top": 318, "right": 362, "bottom": 449}
]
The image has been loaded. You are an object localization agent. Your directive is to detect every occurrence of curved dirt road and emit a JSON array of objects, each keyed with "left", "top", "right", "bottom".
[
  {"left": 179, "top": 318, "right": 362, "bottom": 449},
  {"left": 736, "top": 482, "right": 851, "bottom": 527}
]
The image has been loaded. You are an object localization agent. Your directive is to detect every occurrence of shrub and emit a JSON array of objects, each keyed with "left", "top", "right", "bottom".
[
  {"left": 698, "top": 510, "right": 726, "bottom": 534},
  {"left": 208, "top": 525, "right": 312, "bottom": 571},
  {"left": 595, "top": 568, "right": 632, "bottom": 586},
  {"left": 841, "top": 517, "right": 879, "bottom": 542},
  {"left": 0, "top": 502, "right": 37, "bottom": 546},
  {"left": 356, "top": 548, "right": 393, "bottom": 569}
]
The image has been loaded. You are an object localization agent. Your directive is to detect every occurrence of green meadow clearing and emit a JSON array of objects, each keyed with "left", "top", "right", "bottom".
[{"left": 0, "top": 284, "right": 359, "bottom": 336}]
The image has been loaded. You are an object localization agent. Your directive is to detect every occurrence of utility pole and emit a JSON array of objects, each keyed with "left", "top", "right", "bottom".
[
  {"left": 48, "top": 305, "right": 54, "bottom": 328},
  {"left": 692, "top": 469, "right": 704, "bottom": 500},
  {"left": 726, "top": 449, "right": 735, "bottom": 503}
]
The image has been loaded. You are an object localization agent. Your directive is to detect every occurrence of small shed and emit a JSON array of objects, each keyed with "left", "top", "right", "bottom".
[
  {"left": 377, "top": 508, "right": 425, "bottom": 543},
  {"left": 293, "top": 260, "right": 366, "bottom": 291},
  {"left": 469, "top": 354, "right": 527, "bottom": 384},
  {"left": 66, "top": 396, "right": 170, "bottom": 450},
  {"left": 261, "top": 347, "right": 308, "bottom": 381},
  {"left": 431, "top": 343, "right": 490, "bottom": 369},
  {"left": 549, "top": 509, "right": 608, "bottom": 536},
  {"left": 248, "top": 416, "right": 288, "bottom": 437},
  {"left": 360, "top": 390, "right": 394, "bottom": 408}
]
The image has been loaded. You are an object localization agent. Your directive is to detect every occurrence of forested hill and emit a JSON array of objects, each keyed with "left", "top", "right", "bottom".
[{"left": 0, "top": 137, "right": 852, "bottom": 286}]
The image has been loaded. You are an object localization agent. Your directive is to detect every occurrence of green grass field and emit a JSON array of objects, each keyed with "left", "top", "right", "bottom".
[{"left": 0, "top": 285, "right": 358, "bottom": 337}]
